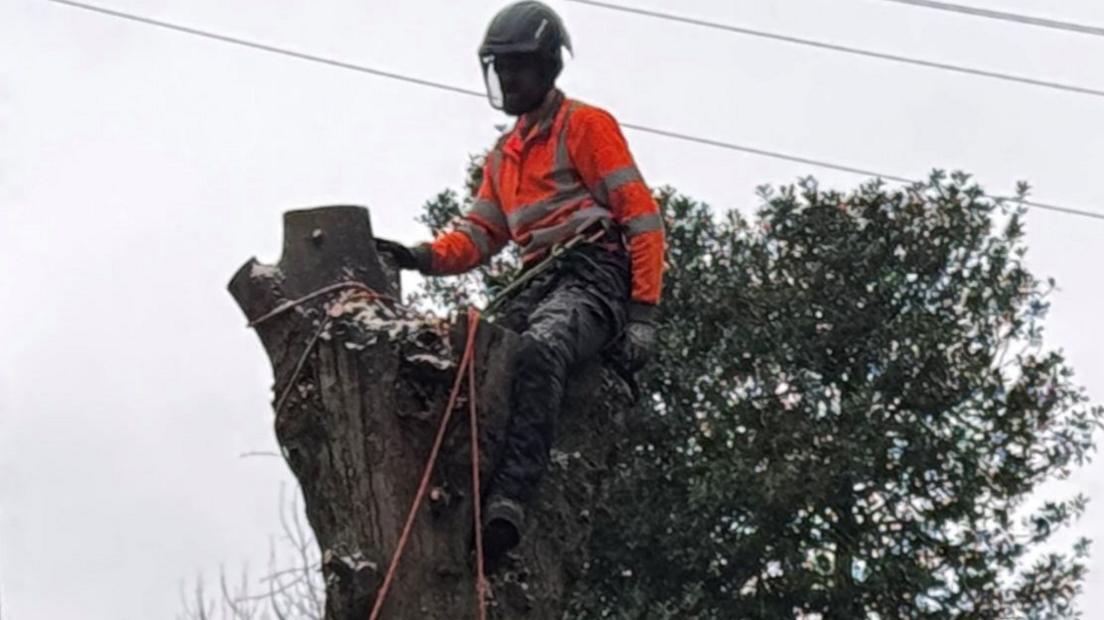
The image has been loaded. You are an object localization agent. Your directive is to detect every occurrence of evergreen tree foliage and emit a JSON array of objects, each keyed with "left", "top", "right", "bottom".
[{"left": 416, "top": 164, "right": 1101, "bottom": 619}]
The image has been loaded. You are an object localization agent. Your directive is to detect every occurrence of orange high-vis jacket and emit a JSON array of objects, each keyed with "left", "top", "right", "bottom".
[{"left": 427, "top": 89, "right": 665, "bottom": 305}]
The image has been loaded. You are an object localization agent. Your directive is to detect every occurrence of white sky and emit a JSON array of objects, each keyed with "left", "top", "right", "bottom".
[{"left": 2, "top": 0, "right": 1102, "bottom": 617}]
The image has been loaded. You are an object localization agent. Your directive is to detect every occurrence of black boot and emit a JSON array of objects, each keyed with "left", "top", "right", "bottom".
[{"left": 481, "top": 495, "right": 525, "bottom": 567}]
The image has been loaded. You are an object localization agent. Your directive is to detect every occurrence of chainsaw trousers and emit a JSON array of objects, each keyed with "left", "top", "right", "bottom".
[{"left": 491, "top": 244, "right": 631, "bottom": 504}]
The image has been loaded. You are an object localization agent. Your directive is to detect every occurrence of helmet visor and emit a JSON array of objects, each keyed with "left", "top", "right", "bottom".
[{"left": 481, "top": 55, "right": 504, "bottom": 110}]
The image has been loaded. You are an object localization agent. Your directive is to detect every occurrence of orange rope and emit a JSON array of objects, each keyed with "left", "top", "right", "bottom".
[
  {"left": 368, "top": 308, "right": 487, "bottom": 620},
  {"left": 249, "top": 281, "right": 395, "bottom": 413},
  {"left": 272, "top": 317, "right": 331, "bottom": 414},
  {"left": 466, "top": 308, "right": 489, "bottom": 619},
  {"left": 247, "top": 281, "right": 396, "bottom": 327},
  {"left": 250, "top": 282, "right": 488, "bottom": 618}
]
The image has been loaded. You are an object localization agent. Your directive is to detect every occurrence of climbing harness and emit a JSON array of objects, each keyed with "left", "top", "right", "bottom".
[{"left": 483, "top": 225, "right": 609, "bottom": 316}]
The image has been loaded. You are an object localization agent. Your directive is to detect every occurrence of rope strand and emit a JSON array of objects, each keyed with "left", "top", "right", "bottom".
[
  {"left": 249, "top": 281, "right": 489, "bottom": 618},
  {"left": 467, "top": 308, "right": 489, "bottom": 619},
  {"left": 369, "top": 309, "right": 485, "bottom": 619}
]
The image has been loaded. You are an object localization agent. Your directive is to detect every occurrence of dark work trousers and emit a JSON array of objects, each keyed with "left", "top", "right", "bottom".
[{"left": 490, "top": 242, "right": 631, "bottom": 504}]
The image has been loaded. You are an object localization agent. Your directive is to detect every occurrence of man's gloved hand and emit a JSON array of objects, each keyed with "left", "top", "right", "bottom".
[
  {"left": 624, "top": 302, "right": 659, "bottom": 372},
  {"left": 375, "top": 238, "right": 432, "bottom": 273}
]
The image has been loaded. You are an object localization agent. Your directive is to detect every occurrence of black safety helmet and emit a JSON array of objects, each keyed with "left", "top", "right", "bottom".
[
  {"left": 479, "top": 1, "right": 573, "bottom": 110},
  {"left": 479, "top": 1, "right": 573, "bottom": 59}
]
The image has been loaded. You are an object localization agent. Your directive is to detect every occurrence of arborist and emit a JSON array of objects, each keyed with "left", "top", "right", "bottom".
[{"left": 377, "top": 0, "right": 665, "bottom": 562}]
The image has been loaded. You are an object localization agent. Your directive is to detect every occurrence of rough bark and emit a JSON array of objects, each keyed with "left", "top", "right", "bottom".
[{"left": 228, "top": 206, "right": 631, "bottom": 619}]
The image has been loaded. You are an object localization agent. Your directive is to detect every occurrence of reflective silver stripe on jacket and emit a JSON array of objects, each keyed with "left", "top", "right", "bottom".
[
  {"left": 507, "top": 185, "right": 592, "bottom": 231},
  {"left": 623, "top": 212, "right": 664, "bottom": 237},
  {"left": 488, "top": 148, "right": 504, "bottom": 196},
  {"left": 469, "top": 197, "right": 508, "bottom": 234},
  {"left": 547, "top": 104, "right": 582, "bottom": 193},
  {"left": 457, "top": 220, "right": 492, "bottom": 257},
  {"left": 554, "top": 103, "right": 576, "bottom": 174},
  {"left": 594, "top": 164, "right": 643, "bottom": 206},
  {"left": 520, "top": 206, "right": 613, "bottom": 256}
]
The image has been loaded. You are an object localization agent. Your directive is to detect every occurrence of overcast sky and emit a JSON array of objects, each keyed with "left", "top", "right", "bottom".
[{"left": 2, "top": 0, "right": 1103, "bottom": 617}]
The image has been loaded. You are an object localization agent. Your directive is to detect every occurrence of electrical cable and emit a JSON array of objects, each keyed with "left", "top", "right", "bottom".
[
  {"left": 46, "top": 0, "right": 486, "bottom": 99},
  {"left": 45, "top": 0, "right": 1104, "bottom": 221},
  {"left": 563, "top": 0, "right": 1104, "bottom": 100},
  {"left": 875, "top": 0, "right": 1104, "bottom": 38}
]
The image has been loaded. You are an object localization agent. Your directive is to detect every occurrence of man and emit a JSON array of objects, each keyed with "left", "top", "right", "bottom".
[{"left": 378, "top": 1, "right": 665, "bottom": 561}]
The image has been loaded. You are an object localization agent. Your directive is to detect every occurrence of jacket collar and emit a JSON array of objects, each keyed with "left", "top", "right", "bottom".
[
  {"left": 502, "top": 89, "right": 566, "bottom": 159},
  {"left": 516, "top": 88, "right": 566, "bottom": 143}
]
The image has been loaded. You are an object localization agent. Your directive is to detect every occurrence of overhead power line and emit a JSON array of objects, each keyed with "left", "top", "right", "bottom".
[
  {"left": 619, "top": 124, "right": 1104, "bottom": 221},
  {"left": 46, "top": 0, "right": 1104, "bottom": 222},
  {"left": 45, "top": 0, "right": 486, "bottom": 99},
  {"left": 563, "top": 0, "right": 1104, "bottom": 100},
  {"left": 875, "top": 0, "right": 1104, "bottom": 38}
]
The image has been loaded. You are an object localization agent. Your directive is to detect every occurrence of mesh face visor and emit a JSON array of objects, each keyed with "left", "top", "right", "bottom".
[{"left": 481, "top": 55, "right": 504, "bottom": 111}]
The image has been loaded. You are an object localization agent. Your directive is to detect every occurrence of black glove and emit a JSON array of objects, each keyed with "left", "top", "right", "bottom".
[
  {"left": 375, "top": 238, "right": 432, "bottom": 273},
  {"left": 624, "top": 302, "right": 659, "bottom": 372}
]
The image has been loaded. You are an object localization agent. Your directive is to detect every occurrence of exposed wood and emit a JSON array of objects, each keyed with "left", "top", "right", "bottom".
[{"left": 229, "top": 206, "right": 631, "bottom": 619}]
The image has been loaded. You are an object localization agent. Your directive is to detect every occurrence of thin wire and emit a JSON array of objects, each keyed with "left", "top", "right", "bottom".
[
  {"left": 46, "top": 0, "right": 1104, "bottom": 221},
  {"left": 623, "top": 124, "right": 1104, "bottom": 220},
  {"left": 623, "top": 123, "right": 911, "bottom": 184},
  {"left": 563, "top": 0, "right": 1104, "bottom": 100},
  {"left": 875, "top": 0, "right": 1104, "bottom": 38},
  {"left": 45, "top": 0, "right": 486, "bottom": 99}
]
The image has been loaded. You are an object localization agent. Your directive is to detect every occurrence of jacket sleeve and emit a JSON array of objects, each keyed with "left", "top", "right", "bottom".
[
  {"left": 567, "top": 107, "right": 665, "bottom": 305},
  {"left": 427, "top": 157, "right": 511, "bottom": 275}
]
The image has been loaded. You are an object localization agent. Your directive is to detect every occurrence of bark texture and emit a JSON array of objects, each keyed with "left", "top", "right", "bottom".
[{"left": 228, "top": 206, "right": 631, "bottom": 619}]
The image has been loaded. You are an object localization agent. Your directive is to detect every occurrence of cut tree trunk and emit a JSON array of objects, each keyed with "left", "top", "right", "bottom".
[{"left": 228, "top": 206, "right": 631, "bottom": 619}]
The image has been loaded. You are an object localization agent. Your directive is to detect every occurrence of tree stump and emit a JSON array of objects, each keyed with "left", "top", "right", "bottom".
[{"left": 228, "top": 206, "right": 631, "bottom": 619}]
